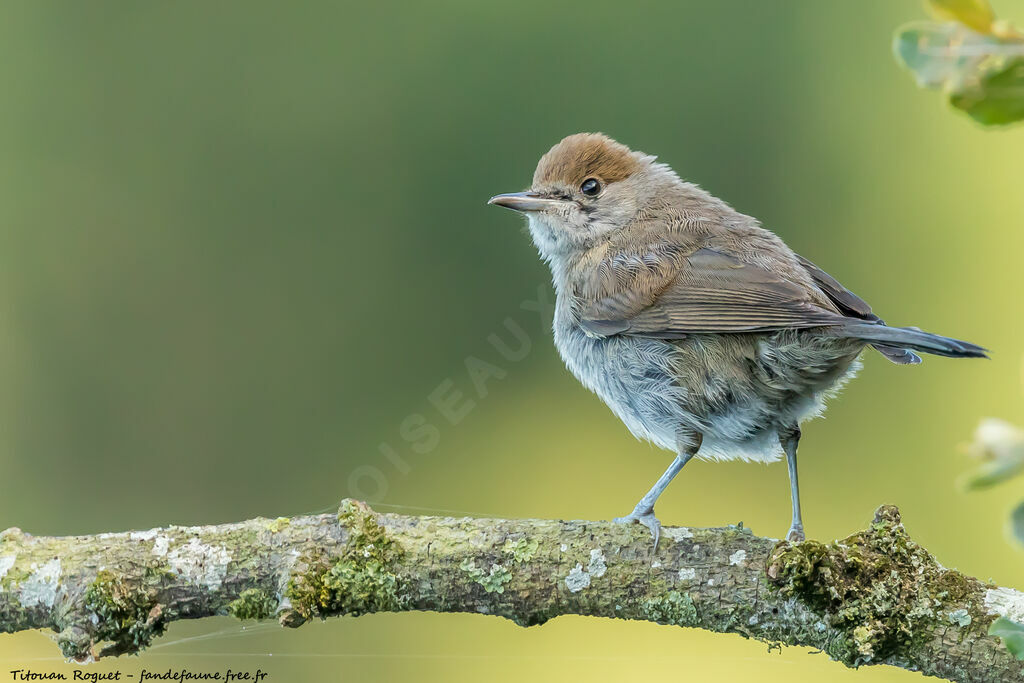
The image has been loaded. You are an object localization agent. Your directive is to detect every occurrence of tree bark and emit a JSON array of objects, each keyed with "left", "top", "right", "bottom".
[{"left": 1, "top": 500, "right": 1021, "bottom": 681}]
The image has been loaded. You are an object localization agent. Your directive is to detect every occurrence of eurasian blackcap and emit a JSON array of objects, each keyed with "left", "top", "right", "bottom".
[{"left": 489, "top": 133, "right": 985, "bottom": 543}]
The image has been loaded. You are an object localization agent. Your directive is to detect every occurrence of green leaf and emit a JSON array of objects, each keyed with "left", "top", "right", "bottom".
[
  {"left": 989, "top": 617, "right": 1024, "bottom": 659},
  {"left": 951, "top": 57, "right": 1024, "bottom": 124},
  {"left": 929, "top": 0, "right": 995, "bottom": 34},
  {"left": 962, "top": 418, "right": 1024, "bottom": 490},
  {"left": 894, "top": 21, "right": 1024, "bottom": 125},
  {"left": 960, "top": 453, "right": 1024, "bottom": 490},
  {"left": 1011, "top": 500, "right": 1024, "bottom": 546},
  {"left": 893, "top": 21, "right": 996, "bottom": 90}
]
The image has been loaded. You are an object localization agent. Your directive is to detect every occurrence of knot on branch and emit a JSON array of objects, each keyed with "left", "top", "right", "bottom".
[{"left": 766, "top": 505, "right": 988, "bottom": 668}]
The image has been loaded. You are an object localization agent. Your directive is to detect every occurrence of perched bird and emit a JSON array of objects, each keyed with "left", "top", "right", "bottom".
[{"left": 488, "top": 133, "right": 985, "bottom": 543}]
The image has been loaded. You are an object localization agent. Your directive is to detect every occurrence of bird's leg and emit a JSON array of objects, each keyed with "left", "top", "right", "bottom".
[
  {"left": 780, "top": 426, "right": 805, "bottom": 542},
  {"left": 614, "top": 434, "right": 701, "bottom": 546}
]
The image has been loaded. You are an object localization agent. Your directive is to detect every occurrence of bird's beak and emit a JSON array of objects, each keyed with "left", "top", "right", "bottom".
[{"left": 488, "top": 191, "right": 568, "bottom": 213}]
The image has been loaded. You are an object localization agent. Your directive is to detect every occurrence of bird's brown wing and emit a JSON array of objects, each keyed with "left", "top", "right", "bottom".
[
  {"left": 577, "top": 246, "right": 850, "bottom": 338},
  {"left": 794, "top": 254, "right": 875, "bottom": 320},
  {"left": 794, "top": 254, "right": 921, "bottom": 364}
]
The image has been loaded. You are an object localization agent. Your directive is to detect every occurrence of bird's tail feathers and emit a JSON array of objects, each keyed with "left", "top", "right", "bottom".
[
  {"left": 837, "top": 323, "right": 987, "bottom": 360},
  {"left": 871, "top": 343, "right": 922, "bottom": 365}
]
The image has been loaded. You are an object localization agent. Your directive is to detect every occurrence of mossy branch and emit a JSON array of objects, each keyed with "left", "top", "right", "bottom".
[{"left": 1, "top": 501, "right": 1022, "bottom": 682}]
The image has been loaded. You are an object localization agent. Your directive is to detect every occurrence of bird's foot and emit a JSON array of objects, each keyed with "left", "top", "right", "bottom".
[
  {"left": 785, "top": 524, "right": 805, "bottom": 543},
  {"left": 614, "top": 505, "right": 662, "bottom": 548}
]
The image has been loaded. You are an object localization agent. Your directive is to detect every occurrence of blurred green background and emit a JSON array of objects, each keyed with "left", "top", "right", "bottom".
[{"left": 2, "top": 1, "right": 1023, "bottom": 680}]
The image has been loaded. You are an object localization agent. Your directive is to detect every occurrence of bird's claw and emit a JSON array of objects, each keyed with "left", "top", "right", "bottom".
[
  {"left": 785, "top": 524, "right": 805, "bottom": 543},
  {"left": 614, "top": 507, "right": 662, "bottom": 549}
]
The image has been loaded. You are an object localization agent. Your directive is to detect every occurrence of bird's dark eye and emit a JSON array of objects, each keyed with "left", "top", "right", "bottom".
[{"left": 580, "top": 178, "right": 601, "bottom": 196}]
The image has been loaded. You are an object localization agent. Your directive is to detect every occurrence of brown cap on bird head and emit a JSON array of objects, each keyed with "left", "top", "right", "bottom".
[
  {"left": 532, "top": 133, "right": 642, "bottom": 189},
  {"left": 489, "top": 133, "right": 645, "bottom": 213}
]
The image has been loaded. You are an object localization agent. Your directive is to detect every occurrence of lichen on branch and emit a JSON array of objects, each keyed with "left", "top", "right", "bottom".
[
  {"left": 767, "top": 505, "right": 990, "bottom": 668},
  {"left": 1, "top": 501, "right": 1022, "bottom": 682}
]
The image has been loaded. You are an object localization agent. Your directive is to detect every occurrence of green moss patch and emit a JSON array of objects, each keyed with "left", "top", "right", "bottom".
[
  {"left": 502, "top": 537, "right": 540, "bottom": 565},
  {"left": 767, "top": 505, "right": 985, "bottom": 667},
  {"left": 641, "top": 590, "right": 699, "bottom": 627},
  {"left": 228, "top": 588, "right": 278, "bottom": 620},
  {"left": 263, "top": 517, "right": 291, "bottom": 533},
  {"left": 78, "top": 568, "right": 168, "bottom": 658},
  {"left": 284, "top": 500, "right": 406, "bottom": 622},
  {"left": 460, "top": 559, "right": 512, "bottom": 593}
]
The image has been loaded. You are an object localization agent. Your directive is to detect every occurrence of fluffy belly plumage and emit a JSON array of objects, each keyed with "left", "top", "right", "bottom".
[{"left": 555, "top": 324, "right": 864, "bottom": 463}]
